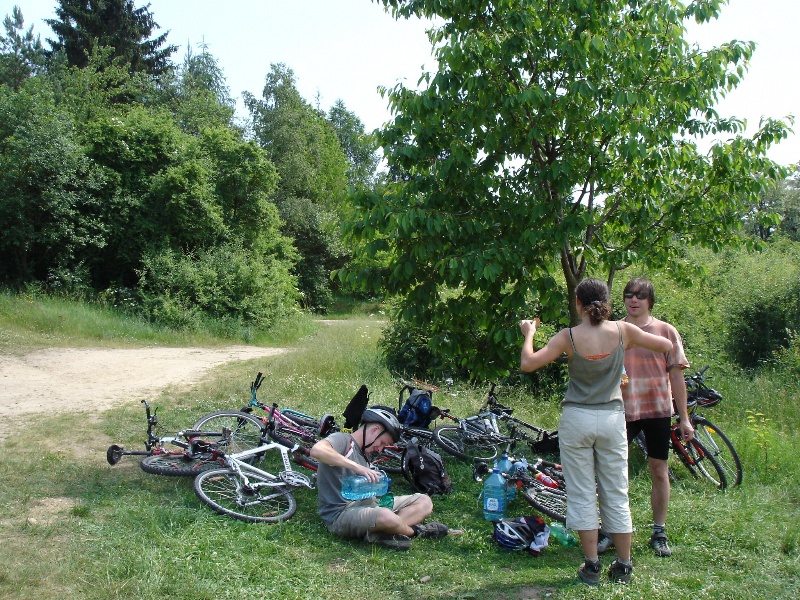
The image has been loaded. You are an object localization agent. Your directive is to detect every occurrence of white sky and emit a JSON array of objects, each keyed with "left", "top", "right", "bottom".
[{"left": 6, "top": 0, "right": 799, "bottom": 167}]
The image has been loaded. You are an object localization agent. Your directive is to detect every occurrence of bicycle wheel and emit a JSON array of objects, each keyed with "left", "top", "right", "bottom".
[
  {"left": 433, "top": 426, "right": 500, "bottom": 462},
  {"left": 372, "top": 443, "right": 405, "bottom": 474},
  {"left": 140, "top": 452, "right": 220, "bottom": 477},
  {"left": 194, "top": 468, "right": 297, "bottom": 523},
  {"left": 521, "top": 480, "right": 567, "bottom": 523},
  {"left": 191, "top": 411, "right": 265, "bottom": 457},
  {"left": 692, "top": 416, "right": 742, "bottom": 486},
  {"left": 268, "top": 422, "right": 320, "bottom": 450},
  {"left": 683, "top": 437, "right": 728, "bottom": 489}
]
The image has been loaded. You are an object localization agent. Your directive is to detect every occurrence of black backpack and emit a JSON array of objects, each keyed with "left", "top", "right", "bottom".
[
  {"left": 398, "top": 386, "right": 435, "bottom": 428},
  {"left": 403, "top": 441, "right": 452, "bottom": 495}
]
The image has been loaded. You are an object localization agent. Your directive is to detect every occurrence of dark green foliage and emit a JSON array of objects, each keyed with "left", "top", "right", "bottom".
[
  {"left": 717, "top": 239, "right": 800, "bottom": 368},
  {"left": 45, "top": 0, "right": 176, "bottom": 75},
  {"left": 327, "top": 99, "right": 380, "bottom": 189},
  {"left": 0, "top": 79, "right": 106, "bottom": 285},
  {"left": 136, "top": 241, "right": 299, "bottom": 330}
]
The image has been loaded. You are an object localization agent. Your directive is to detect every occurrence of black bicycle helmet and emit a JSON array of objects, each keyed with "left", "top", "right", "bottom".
[{"left": 361, "top": 406, "right": 401, "bottom": 443}]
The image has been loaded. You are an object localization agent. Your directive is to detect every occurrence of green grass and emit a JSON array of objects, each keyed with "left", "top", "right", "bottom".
[{"left": 1, "top": 302, "right": 799, "bottom": 599}]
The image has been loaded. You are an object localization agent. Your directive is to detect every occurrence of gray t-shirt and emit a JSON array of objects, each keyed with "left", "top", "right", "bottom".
[{"left": 316, "top": 431, "right": 370, "bottom": 526}]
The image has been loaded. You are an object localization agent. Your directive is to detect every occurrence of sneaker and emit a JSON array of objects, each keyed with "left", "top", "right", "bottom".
[
  {"left": 650, "top": 530, "right": 672, "bottom": 557},
  {"left": 578, "top": 559, "right": 602, "bottom": 585},
  {"left": 597, "top": 532, "right": 615, "bottom": 554},
  {"left": 364, "top": 531, "right": 412, "bottom": 551},
  {"left": 608, "top": 559, "right": 633, "bottom": 584},
  {"left": 412, "top": 522, "right": 449, "bottom": 539}
]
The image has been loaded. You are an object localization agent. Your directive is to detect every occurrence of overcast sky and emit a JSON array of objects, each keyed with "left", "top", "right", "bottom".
[{"left": 8, "top": 0, "right": 798, "bottom": 166}]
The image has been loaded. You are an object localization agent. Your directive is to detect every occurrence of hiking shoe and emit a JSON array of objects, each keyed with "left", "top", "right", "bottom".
[
  {"left": 364, "top": 531, "right": 412, "bottom": 551},
  {"left": 608, "top": 559, "right": 633, "bottom": 584},
  {"left": 650, "top": 530, "right": 672, "bottom": 557},
  {"left": 412, "top": 522, "right": 449, "bottom": 539},
  {"left": 597, "top": 532, "right": 615, "bottom": 554},
  {"left": 578, "top": 559, "right": 602, "bottom": 585}
]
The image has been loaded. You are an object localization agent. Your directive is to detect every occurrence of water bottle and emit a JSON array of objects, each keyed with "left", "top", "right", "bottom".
[
  {"left": 482, "top": 467, "right": 507, "bottom": 521},
  {"left": 341, "top": 471, "right": 390, "bottom": 500},
  {"left": 535, "top": 472, "right": 559, "bottom": 489},
  {"left": 549, "top": 522, "right": 578, "bottom": 546},
  {"left": 496, "top": 453, "right": 516, "bottom": 501}
]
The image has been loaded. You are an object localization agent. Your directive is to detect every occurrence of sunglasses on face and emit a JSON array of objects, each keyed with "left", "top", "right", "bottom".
[{"left": 624, "top": 291, "right": 649, "bottom": 300}]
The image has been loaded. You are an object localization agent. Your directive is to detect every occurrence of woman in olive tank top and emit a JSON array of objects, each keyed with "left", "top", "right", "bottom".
[{"left": 520, "top": 278, "right": 672, "bottom": 585}]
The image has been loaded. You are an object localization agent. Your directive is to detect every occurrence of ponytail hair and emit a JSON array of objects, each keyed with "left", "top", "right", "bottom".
[{"left": 576, "top": 278, "right": 611, "bottom": 326}]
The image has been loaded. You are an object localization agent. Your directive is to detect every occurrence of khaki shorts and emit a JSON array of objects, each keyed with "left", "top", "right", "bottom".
[{"left": 327, "top": 493, "right": 426, "bottom": 539}]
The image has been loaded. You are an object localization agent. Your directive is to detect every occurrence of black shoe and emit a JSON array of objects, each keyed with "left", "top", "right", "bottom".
[{"left": 364, "top": 531, "right": 412, "bottom": 551}]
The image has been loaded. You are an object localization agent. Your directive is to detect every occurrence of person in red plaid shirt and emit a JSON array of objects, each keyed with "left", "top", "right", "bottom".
[{"left": 597, "top": 278, "right": 695, "bottom": 558}]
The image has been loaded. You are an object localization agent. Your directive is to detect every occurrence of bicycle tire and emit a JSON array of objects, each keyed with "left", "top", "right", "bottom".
[
  {"left": 194, "top": 468, "right": 297, "bottom": 523},
  {"left": 521, "top": 479, "right": 567, "bottom": 523},
  {"left": 191, "top": 410, "right": 265, "bottom": 457},
  {"left": 433, "top": 426, "right": 500, "bottom": 462},
  {"left": 683, "top": 437, "right": 728, "bottom": 489},
  {"left": 372, "top": 443, "right": 405, "bottom": 474},
  {"left": 692, "top": 416, "right": 742, "bottom": 486},
  {"left": 140, "top": 452, "right": 221, "bottom": 477}
]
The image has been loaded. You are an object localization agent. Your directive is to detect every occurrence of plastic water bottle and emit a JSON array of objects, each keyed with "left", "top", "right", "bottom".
[
  {"left": 496, "top": 453, "right": 516, "bottom": 501},
  {"left": 535, "top": 472, "right": 559, "bottom": 489},
  {"left": 341, "top": 471, "right": 390, "bottom": 500},
  {"left": 482, "top": 467, "right": 507, "bottom": 521},
  {"left": 549, "top": 522, "right": 578, "bottom": 546}
]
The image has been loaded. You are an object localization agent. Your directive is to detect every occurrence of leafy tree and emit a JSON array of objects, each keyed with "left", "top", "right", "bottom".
[
  {"left": 0, "top": 80, "right": 106, "bottom": 285},
  {"left": 328, "top": 99, "right": 381, "bottom": 189},
  {"left": 170, "top": 42, "right": 235, "bottom": 134},
  {"left": 244, "top": 63, "right": 350, "bottom": 311},
  {"left": 344, "top": 0, "right": 790, "bottom": 380},
  {"left": 0, "top": 6, "right": 46, "bottom": 90},
  {"left": 45, "top": 0, "right": 176, "bottom": 75}
]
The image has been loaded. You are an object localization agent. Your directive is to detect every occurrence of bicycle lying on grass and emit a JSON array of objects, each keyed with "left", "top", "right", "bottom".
[
  {"left": 106, "top": 399, "right": 230, "bottom": 476},
  {"left": 193, "top": 425, "right": 317, "bottom": 523}
]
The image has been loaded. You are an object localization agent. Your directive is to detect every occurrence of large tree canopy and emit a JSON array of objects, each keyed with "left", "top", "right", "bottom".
[
  {"left": 46, "top": 0, "right": 176, "bottom": 75},
  {"left": 345, "top": 0, "right": 791, "bottom": 380}
]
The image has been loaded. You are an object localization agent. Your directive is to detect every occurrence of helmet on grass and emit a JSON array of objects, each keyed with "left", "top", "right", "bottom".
[{"left": 493, "top": 516, "right": 539, "bottom": 550}]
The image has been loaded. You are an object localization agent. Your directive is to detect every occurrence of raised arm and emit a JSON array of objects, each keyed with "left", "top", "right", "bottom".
[
  {"left": 621, "top": 321, "right": 673, "bottom": 354},
  {"left": 520, "top": 318, "right": 568, "bottom": 373}
]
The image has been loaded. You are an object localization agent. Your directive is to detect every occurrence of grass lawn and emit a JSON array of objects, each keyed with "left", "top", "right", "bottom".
[{"left": 1, "top": 312, "right": 798, "bottom": 599}]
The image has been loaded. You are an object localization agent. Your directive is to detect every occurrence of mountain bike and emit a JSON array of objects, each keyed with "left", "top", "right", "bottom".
[
  {"left": 193, "top": 430, "right": 317, "bottom": 523},
  {"left": 485, "top": 383, "right": 559, "bottom": 459},
  {"left": 685, "top": 366, "right": 742, "bottom": 486},
  {"left": 106, "top": 399, "right": 229, "bottom": 476},
  {"left": 635, "top": 417, "right": 728, "bottom": 489}
]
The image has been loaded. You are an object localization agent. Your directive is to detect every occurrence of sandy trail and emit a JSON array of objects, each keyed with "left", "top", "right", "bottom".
[{"left": 0, "top": 346, "right": 285, "bottom": 423}]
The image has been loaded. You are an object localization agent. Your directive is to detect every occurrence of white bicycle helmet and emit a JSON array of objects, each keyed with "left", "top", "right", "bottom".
[
  {"left": 361, "top": 406, "right": 401, "bottom": 443},
  {"left": 493, "top": 516, "right": 538, "bottom": 550}
]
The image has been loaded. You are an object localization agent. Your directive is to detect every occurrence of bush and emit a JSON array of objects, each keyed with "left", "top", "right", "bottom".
[
  {"left": 136, "top": 242, "right": 299, "bottom": 330},
  {"left": 717, "top": 239, "right": 800, "bottom": 368}
]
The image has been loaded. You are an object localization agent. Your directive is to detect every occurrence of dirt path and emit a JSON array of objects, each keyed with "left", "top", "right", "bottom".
[{"left": 0, "top": 346, "right": 286, "bottom": 424}]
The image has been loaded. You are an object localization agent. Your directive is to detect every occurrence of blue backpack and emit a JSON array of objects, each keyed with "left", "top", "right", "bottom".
[{"left": 398, "top": 387, "right": 435, "bottom": 428}]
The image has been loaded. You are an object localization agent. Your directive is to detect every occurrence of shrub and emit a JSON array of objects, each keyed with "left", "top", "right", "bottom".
[{"left": 136, "top": 242, "right": 299, "bottom": 330}]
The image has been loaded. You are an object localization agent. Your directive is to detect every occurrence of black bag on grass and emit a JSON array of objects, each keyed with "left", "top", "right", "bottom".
[{"left": 403, "top": 441, "right": 452, "bottom": 495}]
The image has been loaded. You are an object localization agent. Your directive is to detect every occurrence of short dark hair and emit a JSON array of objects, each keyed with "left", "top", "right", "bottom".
[{"left": 623, "top": 277, "right": 655, "bottom": 309}]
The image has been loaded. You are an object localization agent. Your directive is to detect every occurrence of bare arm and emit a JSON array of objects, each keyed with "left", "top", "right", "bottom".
[
  {"left": 622, "top": 321, "right": 673, "bottom": 354},
  {"left": 669, "top": 366, "right": 694, "bottom": 440},
  {"left": 309, "top": 438, "right": 378, "bottom": 480},
  {"left": 519, "top": 319, "right": 569, "bottom": 373}
]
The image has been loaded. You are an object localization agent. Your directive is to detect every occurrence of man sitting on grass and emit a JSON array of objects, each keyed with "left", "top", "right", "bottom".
[{"left": 310, "top": 406, "right": 453, "bottom": 551}]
